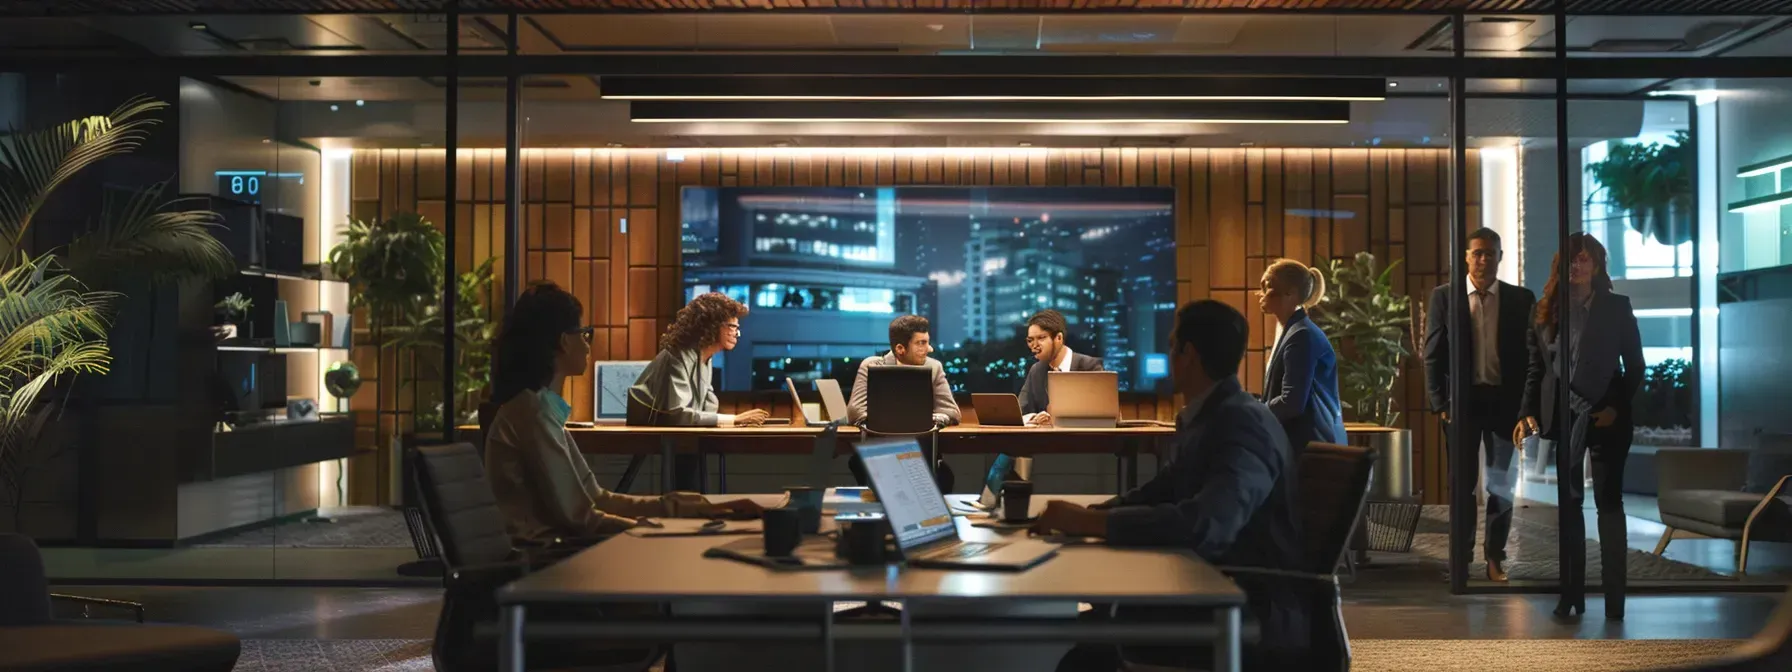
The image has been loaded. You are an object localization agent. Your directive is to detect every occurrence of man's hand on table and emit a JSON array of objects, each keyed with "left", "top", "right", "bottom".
[{"left": 1031, "top": 500, "right": 1109, "bottom": 538}]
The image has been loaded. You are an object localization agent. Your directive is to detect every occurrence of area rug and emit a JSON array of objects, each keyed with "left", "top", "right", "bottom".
[
  {"left": 1352, "top": 639, "right": 1742, "bottom": 672},
  {"left": 236, "top": 639, "right": 432, "bottom": 671},
  {"left": 1380, "top": 504, "right": 1729, "bottom": 582},
  {"left": 237, "top": 638, "right": 1745, "bottom": 671},
  {"left": 194, "top": 508, "right": 413, "bottom": 549}
]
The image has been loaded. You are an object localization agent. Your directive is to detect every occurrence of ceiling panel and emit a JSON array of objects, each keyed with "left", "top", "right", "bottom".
[{"left": 11, "top": 0, "right": 1792, "bottom": 16}]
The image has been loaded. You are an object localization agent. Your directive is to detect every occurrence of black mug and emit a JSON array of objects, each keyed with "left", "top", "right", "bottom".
[
  {"left": 762, "top": 507, "right": 801, "bottom": 557},
  {"left": 838, "top": 516, "right": 888, "bottom": 565},
  {"left": 1001, "top": 480, "right": 1034, "bottom": 523}
]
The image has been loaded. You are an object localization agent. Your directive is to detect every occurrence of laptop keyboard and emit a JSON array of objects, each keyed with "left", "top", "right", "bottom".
[{"left": 923, "top": 541, "right": 1007, "bottom": 560}]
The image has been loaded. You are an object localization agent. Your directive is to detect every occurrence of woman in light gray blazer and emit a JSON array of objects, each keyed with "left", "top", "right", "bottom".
[
  {"left": 1517, "top": 232, "right": 1643, "bottom": 622},
  {"left": 627, "top": 292, "right": 770, "bottom": 427}
]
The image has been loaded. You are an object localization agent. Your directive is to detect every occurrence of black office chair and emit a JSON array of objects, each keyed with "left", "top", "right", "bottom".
[
  {"left": 0, "top": 534, "right": 240, "bottom": 671},
  {"left": 411, "top": 442, "right": 658, "bottom": 672},
  {"left": 1212, "top": 441, "right": 1376, "bottom": 672},
  {"left": 854, "top": 365, "right": 954, "bottom": 492}
]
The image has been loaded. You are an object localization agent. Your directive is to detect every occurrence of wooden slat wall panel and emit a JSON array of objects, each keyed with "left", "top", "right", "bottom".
[{"left": 353, "top": 147, "right": 1475, "bottom": 505}]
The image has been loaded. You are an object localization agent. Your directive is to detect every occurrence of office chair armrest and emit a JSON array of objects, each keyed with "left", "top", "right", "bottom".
[
  {"left": 1215, "top": 566, "right": 1341, "bottom": 586},
  {"left": 51, "top": 593, "right": 145, "bottom": 623},
  {"left": 446, "top": 561, "right": 529, "bottom": 590}
]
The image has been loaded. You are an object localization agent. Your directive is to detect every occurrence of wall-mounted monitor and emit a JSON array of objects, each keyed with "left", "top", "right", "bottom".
[{"left": 680, "top": 186, "right": 1177, "bottom": 394}]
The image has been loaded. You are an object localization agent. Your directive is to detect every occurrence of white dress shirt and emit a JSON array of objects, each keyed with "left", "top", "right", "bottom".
[
  {"left": 1023, "top": 346, "right": 1077, "bottom": 425},
  {"left": 1466, "top": 279, "right": 1501, "bottom": 386}
]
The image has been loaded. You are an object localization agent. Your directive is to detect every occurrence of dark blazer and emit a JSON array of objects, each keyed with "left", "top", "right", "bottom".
[
  {"left": 1262, "top": 308, "right": 1346, "bottom": 453},
  {"left": 1521, "top": 290, "right": 1645, "bottom": 439},
  {"left": 1018, "top": 350, "right": 1105, "bottom": 416},
  {"left": 1105, "top": 376, "right": 1308, "bottom": 661},
  {"left": 1424, "top": 280, "right": 1539, "bottom": 425}
]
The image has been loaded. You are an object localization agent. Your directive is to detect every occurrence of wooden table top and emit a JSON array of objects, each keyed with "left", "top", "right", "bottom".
[{"left": 499, "top": 494, "right": 1240, "bottom": 607}]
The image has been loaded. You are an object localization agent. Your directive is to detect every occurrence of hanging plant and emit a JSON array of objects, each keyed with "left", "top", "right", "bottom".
[{"left": 1585, "top": 130, "right": 1693, "bottom": 246}]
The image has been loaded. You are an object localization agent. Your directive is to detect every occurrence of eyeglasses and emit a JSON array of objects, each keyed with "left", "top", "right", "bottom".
[
  {"left": 569, "top": 326, "right": 596, "bottom": 343},
  {"left": 723, "top": 323, "right": 742, "bottom": 334}
]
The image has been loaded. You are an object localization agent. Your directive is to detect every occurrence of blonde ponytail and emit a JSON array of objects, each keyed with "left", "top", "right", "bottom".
[{"left": 1304, "top": 266, "right": 1326, "bottom": 308}]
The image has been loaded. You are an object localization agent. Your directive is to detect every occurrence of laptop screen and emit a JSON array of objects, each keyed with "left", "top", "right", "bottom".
[
  {"left": 855, "top": 439, "right": 957, "bottom": 551},
  {"left": 594, "top": 361, "right": 650, "bottom": 420}
]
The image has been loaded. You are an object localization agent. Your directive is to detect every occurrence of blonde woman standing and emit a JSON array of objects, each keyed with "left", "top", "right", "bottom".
[{"left": 1258, "top": 259, "right": 1346, "bottom": 455}]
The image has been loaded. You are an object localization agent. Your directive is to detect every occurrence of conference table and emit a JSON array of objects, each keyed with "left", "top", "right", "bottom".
[
  {"left": 496, "top": 494, "right": 1246, "bottom": 672},
  {"left": 474, "top": 423, "right": 1179, "bottom": 495}
]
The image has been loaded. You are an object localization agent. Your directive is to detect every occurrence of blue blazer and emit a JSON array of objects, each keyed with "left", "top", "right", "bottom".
[{"left": 1262, "top": 308, "right": 1346, "bottom": 453}]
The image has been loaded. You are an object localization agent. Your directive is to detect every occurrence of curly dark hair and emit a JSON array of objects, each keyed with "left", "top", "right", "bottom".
[
  {"left": 659, "top": 292, "right": 749, "bottom": 352},
  {"left": 492, "top": 281, "right": 583, "bottom": 405}
]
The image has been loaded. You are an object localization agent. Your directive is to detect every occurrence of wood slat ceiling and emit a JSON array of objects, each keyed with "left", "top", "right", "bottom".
[{"left": 9, "top": 0, "right": 1792, "bottom": 16}]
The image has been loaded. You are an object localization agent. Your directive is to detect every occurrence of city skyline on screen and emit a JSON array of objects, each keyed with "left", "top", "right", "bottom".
[{"left": 681, "top": 186, "right": 1176, "bottom": 394}]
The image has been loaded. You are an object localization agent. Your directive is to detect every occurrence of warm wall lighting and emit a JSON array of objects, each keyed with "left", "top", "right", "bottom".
[
  {"left": 630, "top": 101, "right": 1350, "bottom": 125},
  {"left": 601, "top": 76, "right": 1386, "bottom": 102}
]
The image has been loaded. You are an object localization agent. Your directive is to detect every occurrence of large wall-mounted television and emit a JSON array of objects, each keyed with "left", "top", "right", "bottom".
[{"left": 681, "top": 186, "right": 1177, "bottom": 394}]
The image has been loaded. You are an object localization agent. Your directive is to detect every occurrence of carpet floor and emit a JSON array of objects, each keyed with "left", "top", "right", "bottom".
[
  {"left": 235, "top": 638, "right": 1745, "bottom": 671},
  {"left": 1373, "top": 503, "right": 1729, "bottom": 582},
  {"left": 195, "top": 509, "right": 413, "bottom": 549}
]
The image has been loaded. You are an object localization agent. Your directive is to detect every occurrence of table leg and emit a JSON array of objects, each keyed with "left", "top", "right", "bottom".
[
  {"left": 1213, "top": 605, "right": 1240, "bottom": 672},
  {"left": 500, "top": 604, "right": 525, "bottom": 672},
  {"left": 615, "top": 455, "right": 645, "bottom": 493},
  {"left": 1122, "top": 441, "right": 1139, "bottom": 492},
  {"left": 821, "top": 601, "right": 835, "bottom": 672},
  {"left": 660, "top": 436, "right": 676, "bottom": 494},
  {"left": 899, "top": 598, "right": 914, "bottom": 672},
  {"left": 716, "top": 453, "right": 728, "bottom": 493}
]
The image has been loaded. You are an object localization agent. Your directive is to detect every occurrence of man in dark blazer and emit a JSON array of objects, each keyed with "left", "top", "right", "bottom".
[
  {"left": 1423, "top": 227, "right": 1539, "bottom": 582},
  {"left": 1038, "top": 300, "right": 1306, "bottom": 671},
  {"left": 1018, "top": 309, "right": 1105, "bottom": 427}
]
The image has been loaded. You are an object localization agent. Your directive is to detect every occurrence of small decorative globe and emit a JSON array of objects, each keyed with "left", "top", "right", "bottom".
[{"left": 325, "top": 361, "right": 362, "bottom": 400}]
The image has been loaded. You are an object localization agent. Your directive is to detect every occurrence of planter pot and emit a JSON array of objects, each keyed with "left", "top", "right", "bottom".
[{"left": 1632, "top": 200, "right": 1693, "bottom": 247}]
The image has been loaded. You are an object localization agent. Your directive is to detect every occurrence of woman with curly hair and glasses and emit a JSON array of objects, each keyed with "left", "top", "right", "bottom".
[
  {"left": 484, "top": 282, "right": 760, "bottom": 541},
  {"left": 626, "top": 291, "right": 771, "bottom": 427}
]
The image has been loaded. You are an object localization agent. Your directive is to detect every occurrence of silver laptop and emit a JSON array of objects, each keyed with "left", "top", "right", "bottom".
[
  {"left": 814, "top": 378, "right": 849, "bottom": 424},
  {"left": 855, "top": 439, "right": 1058, "bottom": 571},
  {"left": 1047, "top": 371, "right": 1120, "bottom": 429}
]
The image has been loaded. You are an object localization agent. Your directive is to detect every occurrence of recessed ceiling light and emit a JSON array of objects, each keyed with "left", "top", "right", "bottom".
[
  {"left": 1018, "top": 142, "right": 1033, "bottom": 147},
  {"left": 1388, "top": 82, "right": 1399, "bottom": 88},
  {"left": 606, "top": 142, "right": 623, "bottom": 148},
  {"left": 926, "top": 24, "right": 944, "bottom": 31},
  {"left": 329, "top": 104, "right": 339, "bottom": 112},
  {"left": 355, "top": 100, "right": 365, "bottom": 107},
  {"left": 188, "top": 21, "right": 207, "bottom": 31}
]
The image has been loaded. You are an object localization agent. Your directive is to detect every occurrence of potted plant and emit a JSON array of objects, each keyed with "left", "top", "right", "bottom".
[
  {"left": 1313, "top": 252, "right": 1417, "bottom": 513},
  {"left": 215, "top": 292, "right": 253, "bottom": 341},
  {"left": 327, "top": 212, "right": 445, "bottom": 504},
  {"left": 0, "top": 96, "right": 234, "bottom": 534},
  {"left": 387, "top": 257, "right": 498, "bottom": 433},
  {"left": 1586, "top": 130, "right": 1693, "bottom": 246}
]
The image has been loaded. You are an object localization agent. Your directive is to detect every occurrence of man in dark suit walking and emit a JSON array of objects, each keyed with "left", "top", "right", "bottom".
[
  {"left": 1424, "top": 227, "right": 1539, "bottom": 582},
  {"left": 1018, "top": 309, "right": 1105, "bottom": 427}
]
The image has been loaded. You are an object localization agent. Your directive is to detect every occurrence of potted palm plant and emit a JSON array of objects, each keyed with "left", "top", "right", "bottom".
[
  {"left": 0, "top": 96, "right": 234, "bottom": 534},
  {"left": 1314, "top": 252, "right": 1419, "bottom": 553},
  {"left": 1586, "top": 130, "right": 1693, "bottom": 246}
]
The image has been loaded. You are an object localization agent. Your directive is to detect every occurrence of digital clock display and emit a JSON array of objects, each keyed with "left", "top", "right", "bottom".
[{"left": 215, "top": 170, "right": 305, "bottom": 205}]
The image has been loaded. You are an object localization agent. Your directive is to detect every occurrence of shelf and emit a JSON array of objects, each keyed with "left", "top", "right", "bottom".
[
  {"left": 1726, "top": 190, "right": 1792, "bottom": 214},
  {"left": 217, "top": 344, "right": 350, "bottom": 354},
  {"left": 239, "top": 267, "right": 345, "bottom": 284}
]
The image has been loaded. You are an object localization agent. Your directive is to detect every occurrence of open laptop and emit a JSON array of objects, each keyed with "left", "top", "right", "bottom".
[
  {"left": 970, "top": 393, "right": 1025, "bottom": 427},
  {"left": 592, "top": 361, "right": 652, "bottom": 425},
  {"left": 1046, "top": 371, "right": 1121, "bottom": 429},
  {"left": 854, "top": 439, "right": 1058, "bottom": 570},
  {"left": 954, "top": 454, "right": 1033, "bottom": 513},
  {"left": 814, "top": 379, "right": 850, "bottom": 424}
]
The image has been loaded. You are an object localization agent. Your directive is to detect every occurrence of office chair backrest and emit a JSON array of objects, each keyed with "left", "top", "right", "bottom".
[
  {"left": 865, "top": 364, "right": 935, "bottom": 435},
  {"left": 1297, "top": 442, "right": 1377, "bottom": 574},
  {"left": 0, "top": 534, "right": 51, "bottom": 626},
  {"left": 413, "top": 443, "right": 514, "bottom": 569}
]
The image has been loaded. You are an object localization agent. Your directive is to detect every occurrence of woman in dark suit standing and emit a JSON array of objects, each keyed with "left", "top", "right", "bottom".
[
  {"left": 1258, "top": 259, "right": 1347, "bottom": 455},
  {"left": 1516, "top": 232, "right": 1643, "bottom": 621}
]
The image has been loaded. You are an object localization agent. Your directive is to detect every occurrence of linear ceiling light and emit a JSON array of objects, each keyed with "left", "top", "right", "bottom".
[
  {"left": 603, "top": 76, "right": 1385, "bottom": 102},
  {"left": 1727, "top": 191, "right": 1792, "bottom": 214},
  {"left": 629, "top": 101, "right": 1350, "bottom": 124},
  {"left": 1737, "top": 153, "right": 1792, "bottom": 178}
]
